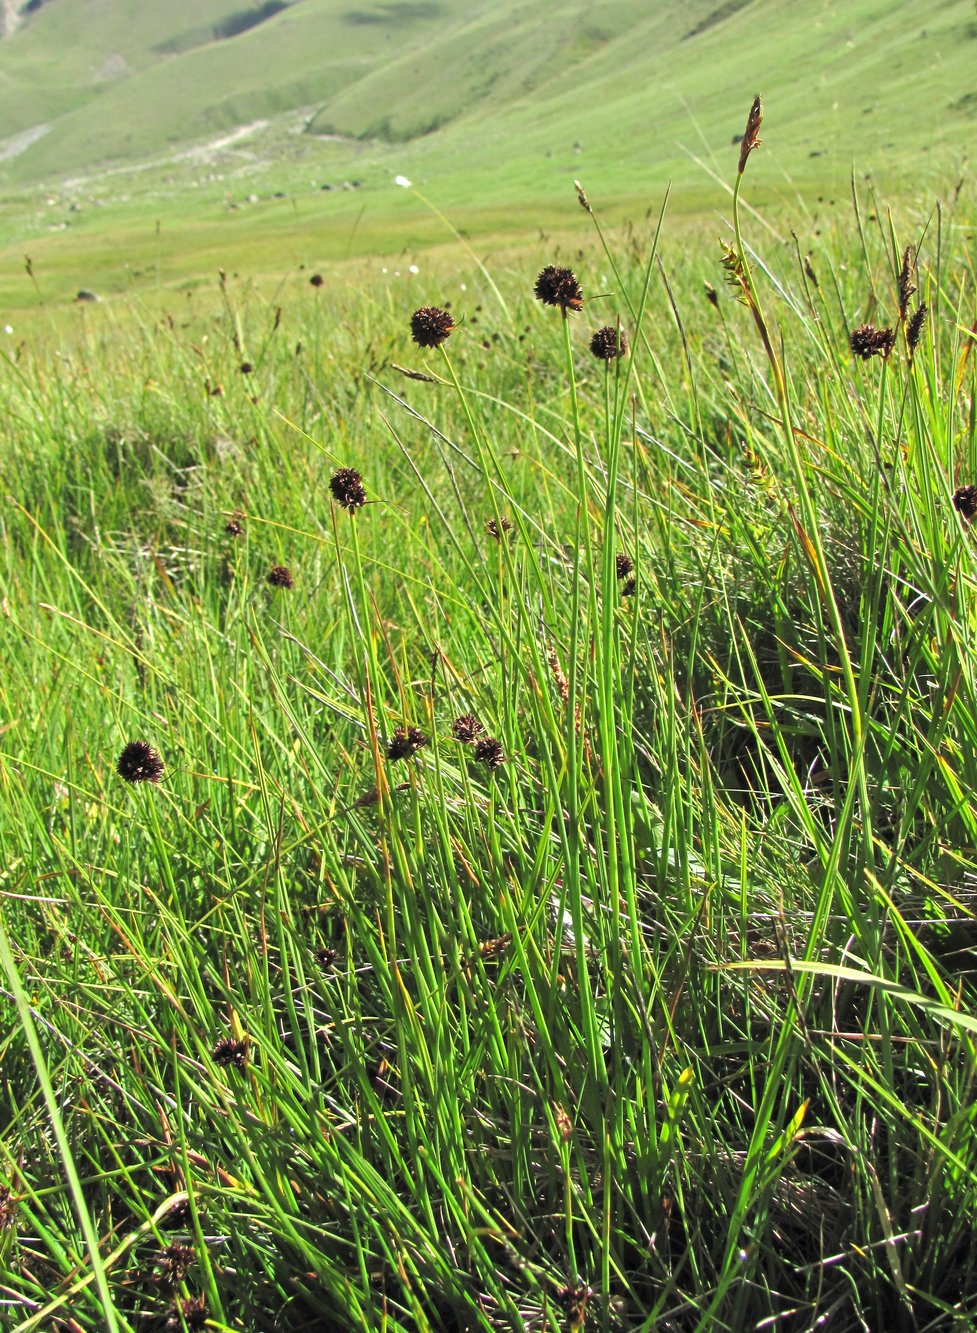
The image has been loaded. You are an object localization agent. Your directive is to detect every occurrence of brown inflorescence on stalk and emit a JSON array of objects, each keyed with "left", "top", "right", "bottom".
[
  {"left": 953, "top": 485, "right": 977, "bottom": 522},
  {"left": 212, "top": 1036, "right": 248, "bottom": 1069},
  {"left": 534, "top": 265, "right": 583, "bottom": 313},
  {"left": 451, "top": 714, "right": 484, "bottom": 743},
  {"left": 267, "top": 565, "right": 294, "bottom": 589},
  {"left": 907, "top": 303, "right": 927, "bottom": 359},
  {"left": 589, "top": 325, "right": 628, "bottom": 360},
  {"left": 850, "top": 324, "right": 895, "bottom": 361},
  {"left": 616, "top": 553, "right": 634, "bottom": 580},
  {"left": 485, "top": 515, "right": 513, "bottom": 540},
  {"left": 737, "top": 94, "right": 763, "bottom": 174},
  {"left": 387, "top": 726, "right": 430, "bottom": 761},
  {"left": 117, "top": 741, "right": 165, "bottom": 784},
  {"left": 155, "top": 1244, "right": 195, "bottom": 1287},
  {"left": 410, "top": 305, "right": 455, "bottom": 348},
  {"left": 167, "top": 1295, "right": 207, "bottom": 1331},
  {"left": 473, "top": 736, "right": 505, "bottom": 770},
  {"left": 329, "top": 467, "right": 367, "bottom": 512},
  {"left": 898, "top": 246, "right": 917, "bottom": 320}
]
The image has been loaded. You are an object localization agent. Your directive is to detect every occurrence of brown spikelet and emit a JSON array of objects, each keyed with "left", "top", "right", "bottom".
[
  {"left": 907, "top": 302, "right": 927, "bottom": 360},
  {"left": 737, "top": 94, "right": 763, "bottom": 174},
  {"left": 548, "top": 648, "right": 570, "bottom": 703},
  {"left": 485, "top": 515, "right": 513, "bottom": 540},
  {"left": 897, "top": 246, "right": 916, "bottom": 320}
]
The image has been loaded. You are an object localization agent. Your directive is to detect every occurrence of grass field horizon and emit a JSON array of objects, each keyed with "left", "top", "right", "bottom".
[{"left": 3, "top": 7, "right": 977, "bottom": 1331}]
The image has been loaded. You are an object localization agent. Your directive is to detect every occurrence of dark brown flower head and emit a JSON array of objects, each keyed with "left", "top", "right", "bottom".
[
  {"left": 738, "top": 94, "right": 763, "bottom": 174},
  {"left": 167, "top": 1295, "right": 207, "bottom": 1331},
  {"left": 224, "top": 516, "right": 243, "bottom": 538},
  {"left": 557, "top": 1283, "right": 593, "bottom": 1327},
  {"left": 239, "top": 361, "right": 254, "bottom": 375},
  {"left": 329, "top": 467, "right": 367, "bottom": 513},
  {"left": 314, "top": 946, "right": 338, "bottom": 971},
  {"left": 953, "top": 485, "right": 977, "bottom": 522},
  {"left": 155, "top": 1243, "right": 195, "bottom": 1287},
  {"left": 589, "top": 325, "right": 628, "bottom": 361},
  {"left": 161, "top": 1196, "right": 191, "bottom": 1230},
  {"left": 212, "top": 1036, "right": 248, "bottom": 1069},
  {"left": 615, "top": 553, "right": 634, "bottom": 580},
  {"left": 310, "top": 273, "right": 324, "bottom": 288},
  {"left": 485, "top": 515, "right": 513, "bottom": 540},
  {"left": 907, "top": 302, "right": 927, "bottom": 359},
  {"left": 0, "top": 1184, "right": 15, "bottom": 1231},
  {"left": 386, "top": 726, "right": 430, "bottom": 761},
  {"left": 267, "top": 564, "right": 294, "bottom": 589},
  {"left": 850, "top": 324, "right": 895, "bottom": 361},
  {"left": 704, "top": 282, "right": 719, "bottom": 308},
  {"left": 534, "top": 265, "right": 583, "bottom": 313},
  {"left": 410, "top": 305, "right": 455, "bottom": 349},
  {"left": 451, "top": 713, "right": 483, "bottom": 743},
  {"left": 473, "top": 736, "right": 505, "bottom": 770},
  {"left": 898, "top": 245, "right": 916, "bottom": 320},
  {"left": 117, "top": 741, "right": 164, "bottom": 785},
  {"left": 622, "top": 576, "right": 636, "bottom": 597}
]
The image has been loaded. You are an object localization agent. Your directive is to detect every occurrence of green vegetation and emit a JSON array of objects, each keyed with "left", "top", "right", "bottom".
[
  {"left": 0, "top": 1, "right": 975, "bottom": 318},
  {"left": 2, "top": 80, "right": 977, "bottom": 1327}
]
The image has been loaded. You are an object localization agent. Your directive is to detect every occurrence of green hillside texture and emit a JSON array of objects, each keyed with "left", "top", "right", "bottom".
[{"left": 0, "top": 0, "right": 973, "bottom": 312}]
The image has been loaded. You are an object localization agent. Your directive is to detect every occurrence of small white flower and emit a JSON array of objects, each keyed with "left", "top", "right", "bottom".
[
  {"left": 408, "top": 264, "right": 419, "bottom": 274},
  {"left": 394, "top": 175, "right": 412, "bottom": 188},
  {"left": 3, "top": 325, "right": 12, "bottom": 334},
  {"left": 459, "top": 283, "right": 467, "bottom": 291}
]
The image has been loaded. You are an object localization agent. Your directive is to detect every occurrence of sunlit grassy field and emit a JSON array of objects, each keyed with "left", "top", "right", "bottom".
[{"left": 3, "top": 87, "right": 977, "bottom": 1330}]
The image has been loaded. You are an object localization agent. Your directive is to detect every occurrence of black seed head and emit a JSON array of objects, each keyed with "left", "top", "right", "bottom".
[
  {"left": 534, "top": 265, "right": 583, "bottom": 313},
  {"left": 953, "top": 485, "right": 977, "bottom": 522},
  {"left": 590, "top": 325, "right": 628, "bottom": 360},
  {"left": 485, "top": 515, "right": 513, "bottom": 540},
  {"left": 386, "top": 726, "right": 430, "bottom": 761},
  {"left": 622, "top": 576, "right": 636, "bottom": 597},
  {"left": 704, "top": 282, "right": 720, "bottom": 308},
  {"left": 907, "top": 302, "right": 927, "bottom": 359},
  {"left": 850, "top": 324, "right": 895, "bottom": 360},
  {"left": 615, "top": 553, "right": 634, "bottom": 580},
  {"left": 224, "top": 516, "right": 243, "bottom": 537},
  {"left": 473, "top": 736, "right": 505, "bottom": 770},
  {"left": 0, "top": 1184, "right": 15, "bottom": 1231},
  {"left": 410, "top": 305, "right": 455, "bottom": 349},
  {"left": 329, "top": 467, "right": 367, "bottom": 513},
  {"left": 314, "top": 946, "right": 338, "bottom": 971},
  {"left": 155, "top": 1243, "right": 195, "bottom": 1287},
  {"left": 212, "top": 1036, "right": 248, "bottom": 1069},
  {"left": 310, "top": 273, "right": 324, "bottom": 288},
  {"left": 451, "top": 714, "right": 483, "bottom": 743},
  {"left": 267, "top": 564, "right": 294, "bottom": 589},
  {"left": 239, "top": 361, "right": 254, "bottom": 375},
  {"left": 117, "top": 741, "right": 165, "bottom": 785},
  {"left": 168, "top": 1295, "right": 207, "bottom": 1331}
]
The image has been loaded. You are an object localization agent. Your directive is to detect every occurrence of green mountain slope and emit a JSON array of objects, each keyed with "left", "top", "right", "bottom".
[{"left": 0, "top": 0, "right": 972, "bottom": 191}]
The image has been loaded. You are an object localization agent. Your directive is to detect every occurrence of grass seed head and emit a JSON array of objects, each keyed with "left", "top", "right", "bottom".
[
  {"left": 117, "top": 740, "right": 165, "bottom": 785},
  {"left": 267, "top": 564, "right": 294, "bottom": 589},
  {"left": 850, "top": 324, "right": 895, "bottom": 360},
  {"left": 898, "top": 245, "right": 916, "bottom": 319},
  {"left": 704, "top": 282, "right": 720, "bottom": 308},
  {"left": 329, "top": 466, "right": 367, "bottom": 512},
  {"left": 907, "top": 302, "right": 927, "bottom": 358},
  {"left": 737, "top": 94, "right": 763, "bottom": 174},
  {"left": 451, "top": 714, "right": 484, "bottom": 743},
  {"left": 387, "top": 726, "right": 430, "bottom": 760},
  {"left": 473, "top": 736, "right": 505, "bottom": 769},
  {"left": 534, "top": 265, "right": 583, "bottom": 313},
  {"left": 615, "top": 553, "right": 634, "bottom": 580},
  {"left": 953, "top": 485, "right": 977, "bottom": 522},
  {"left": 589, "top": 325, "right": 628, "bottom": 360},
  {"left": 314, "top": 946, "right": 338, "bottom": 971},
  {"left": 485, "top": 515, "right": 513, "bottom": 540},
  {"left": 167, "top": 1295, "right": 207, "bottom": 1331},
  {"left": 212, "top": 1035, "right": 248, "bottom": 1069},
  {"left": 410, "top": 305, "right": 455, "bottom": 348}
]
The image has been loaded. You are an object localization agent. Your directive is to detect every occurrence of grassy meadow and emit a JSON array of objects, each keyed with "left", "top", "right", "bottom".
[{"left": 2, "top": 5, "right": 977, "bottom": 1326}]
